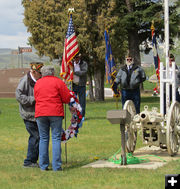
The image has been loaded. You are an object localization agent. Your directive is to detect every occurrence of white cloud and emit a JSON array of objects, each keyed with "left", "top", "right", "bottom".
[
  {"left": 0, "top": 0, "right": 30, "bottom": 49},
  {"left": 0, "top": 32, "right": 30, "bottom": 49}
]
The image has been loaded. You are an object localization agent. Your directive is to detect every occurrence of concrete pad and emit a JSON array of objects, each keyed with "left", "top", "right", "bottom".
[
  {"left": 83, "top": 160, "right": 166, "bottom": 169},
  {"left": 83, "top": 146, "right": 180, "bottom": 169}
]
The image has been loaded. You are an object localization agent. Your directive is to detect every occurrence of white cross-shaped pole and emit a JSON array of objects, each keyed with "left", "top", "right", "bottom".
[{"left": 168, "top": 177, "right": 177, "bottom": 186}]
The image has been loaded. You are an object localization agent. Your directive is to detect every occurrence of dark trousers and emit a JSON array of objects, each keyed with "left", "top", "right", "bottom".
[
  {"left": 23, "top": 120, "right": 39, "bottom": 165},
  {"left": 73, "top": 83, "right": 86, "bottom": 117},
  {"left": 121, "top": 88, "right": 140, "bottom": 114}
]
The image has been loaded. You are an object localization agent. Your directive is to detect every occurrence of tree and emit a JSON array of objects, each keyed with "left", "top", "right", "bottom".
[
  {"left": 22, "top": 0, "right": 71, "bottom": 60},
  {"left": 70, "top": 0, "right": 126, "bottom": 101},
  {"left": 115, "top": 0, "right": 180, "bottom": 65},
  {"left": 22, "top": 0, "right": 127, "bottom": 101}
]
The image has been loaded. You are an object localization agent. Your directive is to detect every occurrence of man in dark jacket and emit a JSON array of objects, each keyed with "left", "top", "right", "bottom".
[
  {"left": 16, "top": 62, "right": 43, "bottom": 168},
  {"left": 115, "top": 55, "right": 146, "bottom": 114},
  {"left": 72, "top": 53, "right": 88, "bottom": 119}
]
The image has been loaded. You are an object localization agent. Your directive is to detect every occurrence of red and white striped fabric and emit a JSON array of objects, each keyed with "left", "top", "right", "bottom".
[{"left": 60, "top": 14, "right": 79, "bottom": 82}]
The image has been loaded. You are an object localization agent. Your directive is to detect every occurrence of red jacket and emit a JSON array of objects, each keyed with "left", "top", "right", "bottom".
[{"left": 34, "top": 76, "right": 71, "bottom": 118}]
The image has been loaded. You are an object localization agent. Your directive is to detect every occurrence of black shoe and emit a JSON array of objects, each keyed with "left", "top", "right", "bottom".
[{"left": 23, "top": 163, "right": 39, "bottom": 168}]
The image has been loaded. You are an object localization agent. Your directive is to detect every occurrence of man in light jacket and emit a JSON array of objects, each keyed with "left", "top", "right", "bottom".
[{"left": 16, "top": 62, "right": 44, "bottom": 168}]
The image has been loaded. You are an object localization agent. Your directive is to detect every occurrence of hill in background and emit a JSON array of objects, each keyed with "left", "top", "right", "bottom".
[
  {"left": 0, "top": 47, "right": 179, "bottom": 70},
  {"left": 0, "top": 48, "right": 54, "bottom": 69}
]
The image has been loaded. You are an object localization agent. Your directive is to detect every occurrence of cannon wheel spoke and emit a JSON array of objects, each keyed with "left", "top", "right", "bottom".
[
  {"left": 123, "top": 100, "right": 137, "bottom": 153},
  {"left": 166, "top": 101, "right": 180, "bottom": 156}
]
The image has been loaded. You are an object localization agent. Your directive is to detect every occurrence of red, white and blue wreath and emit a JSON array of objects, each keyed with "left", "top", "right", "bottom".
[{"left": 61, "top": 91, "right": 83, "bottom": 143}]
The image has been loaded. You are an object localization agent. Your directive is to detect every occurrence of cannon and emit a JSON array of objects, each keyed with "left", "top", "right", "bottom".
[{"left": 124, "top": 99, "right": 180, "bottom": 156}]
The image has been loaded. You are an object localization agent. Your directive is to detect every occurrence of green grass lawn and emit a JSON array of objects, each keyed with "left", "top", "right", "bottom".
[{"left": 0, "top": 96, "right": 179, "bottom": 189}]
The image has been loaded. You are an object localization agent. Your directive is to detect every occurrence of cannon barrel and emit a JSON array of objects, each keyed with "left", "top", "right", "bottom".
[
  {"left": 133, "top": 111, "right": 164, "bottom": 123},
  {"left": 140, "top": 112, "right": 149, "bottom": 122},
  {"left": 133, "top": 106, "right": 164, "bottom": 123}
]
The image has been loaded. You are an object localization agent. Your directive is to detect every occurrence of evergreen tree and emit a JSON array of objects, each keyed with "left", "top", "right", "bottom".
[
  {"left": 115, "top": 0, "right": 180, "bottom": 65},
  {"left": 70, "top": 0, "right": 126, "bottom": 101},
  {"left": 22, "top": 0, "right": 71, "bottom": 60}
]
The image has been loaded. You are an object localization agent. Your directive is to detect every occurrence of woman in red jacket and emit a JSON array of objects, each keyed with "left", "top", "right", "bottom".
[{"left": 34, "top": 65, "right": 71, "bottom": 171}]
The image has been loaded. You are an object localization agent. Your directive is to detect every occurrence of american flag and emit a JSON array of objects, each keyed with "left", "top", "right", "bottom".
[
  {"left": 151, "top": 23, "right": 160, "bottom": 80},
  {"left": 60, "top": 14, "right": 79, "bottom": 81}
]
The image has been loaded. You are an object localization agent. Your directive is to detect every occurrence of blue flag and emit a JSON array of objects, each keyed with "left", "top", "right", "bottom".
[
  {"left": 104, "top": 30, "right": 116, "bottom": 83},
  {"left": 104, "top": 30, "right": 120, "bottom": 97}
]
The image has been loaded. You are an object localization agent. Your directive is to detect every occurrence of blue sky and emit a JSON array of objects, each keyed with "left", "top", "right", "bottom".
[{"left": 0, "top": 0, "right": 30, "bottom": 49}]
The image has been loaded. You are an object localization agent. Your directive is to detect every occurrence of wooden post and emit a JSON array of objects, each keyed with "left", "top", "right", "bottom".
[{"left": 120, "top": 123, "right": 127, "bottom": 165}]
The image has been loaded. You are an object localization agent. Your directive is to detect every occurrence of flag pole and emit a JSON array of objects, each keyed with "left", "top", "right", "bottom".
[
  {"left": 64, "top": 103, "right": 67, "bottom": 164},
  {"left": 61, "top": 7, "right": 79, "bottom": 165},
  {"left": 64, "top": 7, "right": 75, "bottom": 165}
]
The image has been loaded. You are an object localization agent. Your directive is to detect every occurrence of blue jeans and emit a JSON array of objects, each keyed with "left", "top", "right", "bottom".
[
  {"left": 36, "top": 116, "right": 63, "bottom": 171},
  {"left": 23, "top": 120, "right": 39, "bottom": 165},
  {"left": 121, "top": 88, "right": 140, "bottom": 114},
  {"left": 73, "top": 84, "right": 86, "bottom": 117}
]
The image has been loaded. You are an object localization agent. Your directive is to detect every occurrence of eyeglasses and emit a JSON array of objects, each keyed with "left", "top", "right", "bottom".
[{"left": 126, "top": 58, "right": 132, "bottom": 61}]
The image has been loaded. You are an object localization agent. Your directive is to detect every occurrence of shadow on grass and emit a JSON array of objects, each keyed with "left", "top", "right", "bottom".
[{"left": 62, "top": 159, "right": 95, "bottom": 170}]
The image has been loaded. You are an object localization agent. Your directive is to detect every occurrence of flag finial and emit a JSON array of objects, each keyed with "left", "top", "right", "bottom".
[
  {"left": 151, "top": 20, "right": 155, "bottom": 31},
  {"left": 68, "top": 8, "right": 75, "bottom": 14}
]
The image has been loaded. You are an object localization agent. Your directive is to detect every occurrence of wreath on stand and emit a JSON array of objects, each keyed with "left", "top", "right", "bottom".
[{"left": 61, "top": 91, "right": 83, "bottom": 143}]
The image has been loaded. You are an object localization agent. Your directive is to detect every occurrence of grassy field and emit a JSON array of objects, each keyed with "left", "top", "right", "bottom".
[{"left": 0, "top": 95, "right": 180, "bottom": 189}]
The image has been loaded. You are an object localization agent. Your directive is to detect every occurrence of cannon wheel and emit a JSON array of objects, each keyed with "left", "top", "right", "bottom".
[
  {"left": 123, "top": 100, "right": 137, "bottom": 153},
  {"left": 166, "top": 101, "right": 180, "bottom": 156}
]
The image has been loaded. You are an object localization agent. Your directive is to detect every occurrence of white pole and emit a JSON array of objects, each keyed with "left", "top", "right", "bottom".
[
  {"left": 164, "top": 0, "right": 170, "bottom": 114},
  {"left": 172, "top": 62, "right": 176, "bottom": 103},
  {"left": 160, "top": 62, "right": 164, "bottom": 115}
]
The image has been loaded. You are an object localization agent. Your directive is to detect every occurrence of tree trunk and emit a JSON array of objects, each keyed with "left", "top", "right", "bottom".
[
  {"left": 128, "top": 30, "right": 144, "bottom": 91},
  {"left": 128, "top": 30, "right": 141, "bottom": 66},
  {"left": 125, "top": 0, "right": 133, "bottom": 12},
  {"left": 94, "top": 68, "right": 104, "bottom": 101},
  {"left": 88, "top": 74, "right": 95, "bottom": 101},
  {"left": 125, "top": 0, "right": 141, "bottom": 66}
]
